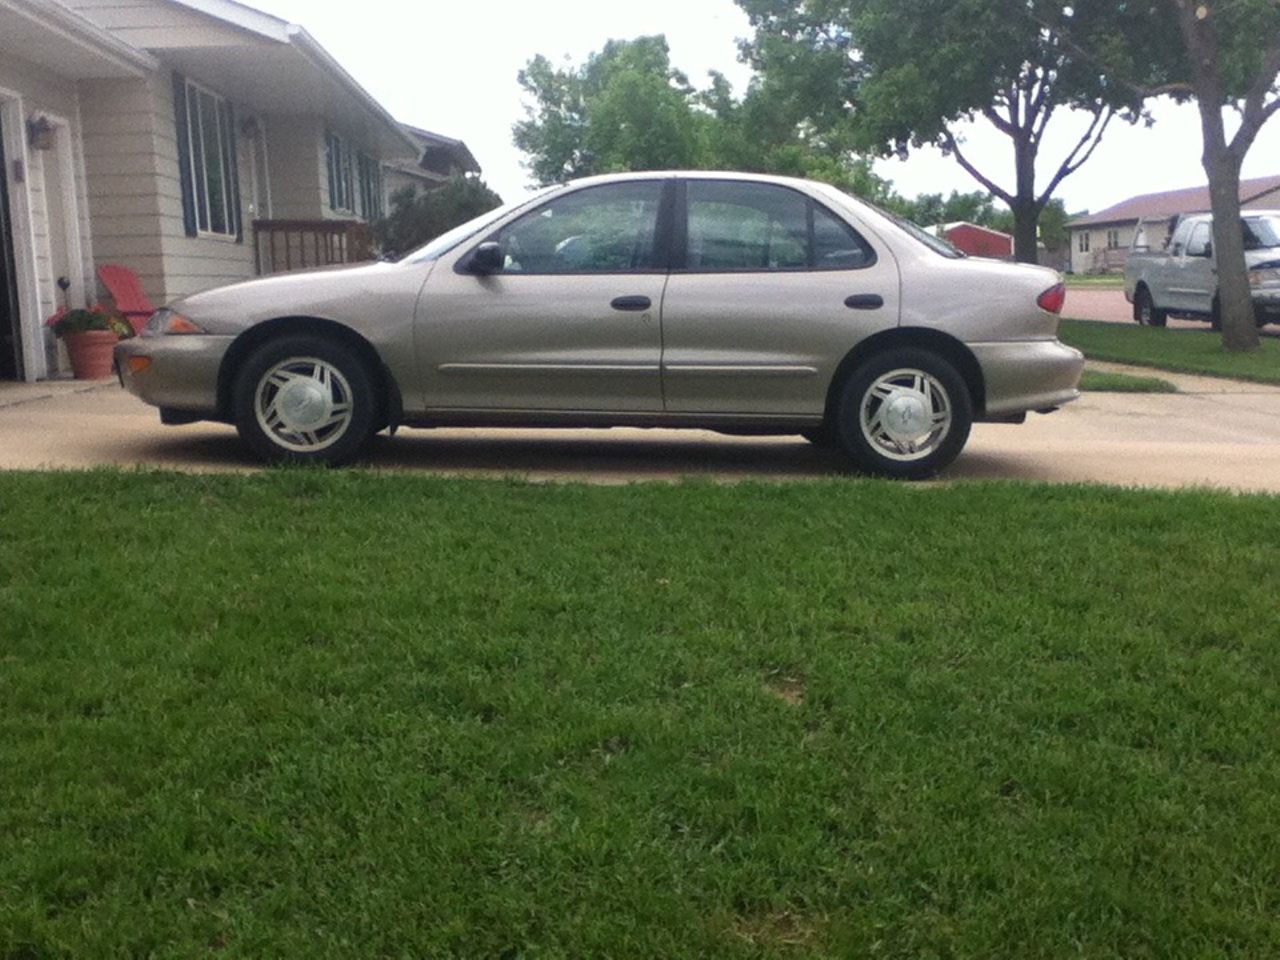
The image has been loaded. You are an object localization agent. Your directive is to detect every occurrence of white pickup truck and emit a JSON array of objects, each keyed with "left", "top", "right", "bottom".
[{"left": 1123, "top": 211, "right": 1280, "bottom": 328}]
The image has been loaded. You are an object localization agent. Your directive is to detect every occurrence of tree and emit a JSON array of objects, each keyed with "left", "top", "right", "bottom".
[
  {"left": 374, "top": 177, "right": 503, "bottom": 259},
  {"left": 737, "top": 0, "right": 1145, "bottom": 263},
  {"left": 513, "top": 36, "right": 896, "bottom": 201},
  {"left": 889, "top": 191, "right": 1003, "bottom": 229},
  {"left": 513, "top": 37, "right": 700, "bottom": 185},
  {"left": 1152, "top": 1, "right": 1279, "bottom": 351}
]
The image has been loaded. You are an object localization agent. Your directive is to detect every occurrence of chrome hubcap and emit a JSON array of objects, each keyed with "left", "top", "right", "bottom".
[
  {"left": 860, "top": 369, "right": 952, "bottom": 462},
  {"left": 255, "top": 358, "right": 354, "bottom": 453}
]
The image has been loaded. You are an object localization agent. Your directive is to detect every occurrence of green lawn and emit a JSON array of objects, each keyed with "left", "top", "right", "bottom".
[
  {"left": 3, "top": 472, "right": 1280, "bottom": 958},
  {"left": 1061, "top": 319, "right": 1280, "bottom": 384},
  {"left": 1064, "top": 274, "right": 1125, "bottom": 289},
  {"left": 1079, "top": 369, "right": 1178, "bottom": 393}
]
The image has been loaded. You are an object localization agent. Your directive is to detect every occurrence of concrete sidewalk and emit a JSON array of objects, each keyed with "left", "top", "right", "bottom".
[{"left": 2, "top": 370, "right": 1279, "bottom": 493}]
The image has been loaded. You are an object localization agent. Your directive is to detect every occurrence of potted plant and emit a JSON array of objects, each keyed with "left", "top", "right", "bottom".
[{"left": 47, "top": 305, "right": 132, "bottom": 380}]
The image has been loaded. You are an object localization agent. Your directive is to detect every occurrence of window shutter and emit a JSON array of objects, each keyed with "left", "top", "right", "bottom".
[{"left": 172, "top": 72, "right": 198, "bottom": 237}]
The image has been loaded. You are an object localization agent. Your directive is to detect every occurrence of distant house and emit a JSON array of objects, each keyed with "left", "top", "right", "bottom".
[
  {"left": 384, "top": 124, "right": 482, "bottom": 204},
  {"left": 0, "top": 0, "right": 478, "bottom": 383},
  {"left": 1067, "top": 174, "right": 1280, "bottom": 275},
  {"left": 927, "top": 221, "right": 1014, "bottom": 259}
]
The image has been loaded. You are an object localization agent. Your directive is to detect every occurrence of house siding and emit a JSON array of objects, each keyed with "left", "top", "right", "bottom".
[
  {"left": 263, "top": 114, "right": 327, "bottom": 221},
  {"left": 77, "top": 69, "right": 257, "bottom": 306}
]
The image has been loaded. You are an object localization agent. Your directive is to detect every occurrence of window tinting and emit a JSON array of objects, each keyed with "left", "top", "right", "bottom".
[
  {"left": 686, "top": 181, "right": 874, "bottom": 271},
  {"left": 493, "top": 181, "right": 663, "bottom": 274}
]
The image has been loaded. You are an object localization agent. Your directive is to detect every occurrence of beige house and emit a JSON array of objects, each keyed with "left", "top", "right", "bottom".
[
  {"left": 1068, "top": 174, "right": 1280, "bottom": 275},
  {"left": 0, "top": 0, "right": 476, "bottom": 383}
]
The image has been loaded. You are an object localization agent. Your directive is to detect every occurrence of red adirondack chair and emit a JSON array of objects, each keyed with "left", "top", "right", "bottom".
[{"left": 97, "top": 264, "right": 156, "bottom": 335}]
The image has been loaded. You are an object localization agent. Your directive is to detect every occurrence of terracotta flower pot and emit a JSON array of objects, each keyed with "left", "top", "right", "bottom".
[{"left": 62, "top": 330, "right": 119, "bottom": 380}]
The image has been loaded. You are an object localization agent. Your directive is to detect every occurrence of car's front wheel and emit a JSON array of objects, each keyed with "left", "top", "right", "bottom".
[
  {"left": 232, "top": 335, "right": 378, "bottom": 466},
  {"left": 834, "top": 348, "right": 973, "bottom": 480}
]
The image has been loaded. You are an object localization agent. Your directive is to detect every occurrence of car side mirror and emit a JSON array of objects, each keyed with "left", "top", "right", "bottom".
[
  {"left": 468, "top": 242, "right": 505, "bottom": 275},
  {"left": 1202, "top": 241, "right": 1213, "bottom": 259}
]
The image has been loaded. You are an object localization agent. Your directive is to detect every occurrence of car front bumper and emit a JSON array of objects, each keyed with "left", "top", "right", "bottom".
[
  {"left": 970, "top": 339, "right": 1085, "bottom": 418},
  {"left": 115, "top": 335, "right": 234, "bottom": 417}
]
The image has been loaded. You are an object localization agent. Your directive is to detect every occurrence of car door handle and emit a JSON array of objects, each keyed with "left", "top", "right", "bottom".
[
  {"left": 611, "top": 296, "right": 652, "bottom": 312},
  {"left": 845, "top": 294, "right": 884, "bottom": 310}
]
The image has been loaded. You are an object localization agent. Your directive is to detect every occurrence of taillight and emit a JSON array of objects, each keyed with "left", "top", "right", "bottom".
[{"left": 1037, "top": 283, "right": 1066, "bottom": 315}]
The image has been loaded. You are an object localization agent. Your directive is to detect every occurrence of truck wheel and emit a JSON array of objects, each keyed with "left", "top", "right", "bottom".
[
  {"left": 1210, "top": 295, "right": 1222, "bottom": 332},
  {"left": 1134, "top": 287, "right": 1168, "bottom": 327}
]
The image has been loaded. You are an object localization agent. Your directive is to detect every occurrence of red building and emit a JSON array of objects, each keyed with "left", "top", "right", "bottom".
[{"left": 932, "top": 222, "right": 1015, "bottom": 259}]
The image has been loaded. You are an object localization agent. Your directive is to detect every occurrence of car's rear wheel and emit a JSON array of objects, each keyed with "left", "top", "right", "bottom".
[
  {"left": 1135, "top": 286, "right": 1168, "bottom": 327},
  {"left": 233, "top": 335, "right": 377, "bottom": 466},
  {"left": 834, "top": 348, "right": 973, "bottom": 480}
]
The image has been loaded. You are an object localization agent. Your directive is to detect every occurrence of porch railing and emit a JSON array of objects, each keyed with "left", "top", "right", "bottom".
[{"left": 253, "top": 220, "right": 376, "bottom": 276}]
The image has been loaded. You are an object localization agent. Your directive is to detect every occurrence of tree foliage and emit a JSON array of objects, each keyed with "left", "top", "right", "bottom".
[
  {"left": 512, "top": 36, "right": 895, "bottom": 202},
  {"left": 374, "top": 177, "right": 503, "bottom": 259},
  {"left": 737, "top": 0, "right": 1145, "bottom": 263}
]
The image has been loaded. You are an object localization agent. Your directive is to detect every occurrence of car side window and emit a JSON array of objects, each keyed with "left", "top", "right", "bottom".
[
  {"left": 490, "top": 181, "right": 664, "bottom": 274},
  {"left": 1186, "top": 223, "right": 1211, "bottom": 257},
  {"left": 685, "top": 181, "right": 875, "bottom": 272}
]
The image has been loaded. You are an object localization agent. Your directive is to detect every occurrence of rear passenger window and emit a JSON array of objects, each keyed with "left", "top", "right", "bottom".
[
  {"left": 813, "top": 204, "right": 876, "bottom": 270},
  {"left": 684, "top": 181, "right": 875, "bottom": 272}
]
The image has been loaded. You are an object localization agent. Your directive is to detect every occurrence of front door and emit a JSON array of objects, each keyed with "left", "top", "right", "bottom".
[
  {"left": 0, "top": 113, "right": 22, "bottom": 381},
  {"left": 418, "top": 179, "right": 670, "bottom": 412}
]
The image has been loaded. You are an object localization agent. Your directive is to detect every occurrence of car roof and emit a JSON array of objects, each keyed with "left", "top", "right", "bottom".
[{"left": 560, "top": 170, "right": 823, "bottom": 191}]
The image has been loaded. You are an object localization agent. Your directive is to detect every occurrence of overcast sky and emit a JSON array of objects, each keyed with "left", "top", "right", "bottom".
[{"left": 250, "top": 0, "right": 1280, "bottom": 216}]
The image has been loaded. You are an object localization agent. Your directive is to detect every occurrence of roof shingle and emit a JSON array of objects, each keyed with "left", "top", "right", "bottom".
[{"left": 1068, "top": 174, "right": 1280, "bottom": 228}]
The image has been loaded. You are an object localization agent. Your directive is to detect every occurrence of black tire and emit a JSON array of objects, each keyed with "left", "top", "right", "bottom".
[
  {"left": 232, "top": 334, "right": 378, "bottom": 466},
  {"left": 833, "top": 348, "right": 973, "bottom": 480},
  {"left": 1135, "top": 286, "right": 1168, "bottom": 327},
  {"left": 1210, "top": 294, "right": 1222, "bottom": 332},
  {"left": 800, "top": 425, "right": 836, "bottom": 447}
]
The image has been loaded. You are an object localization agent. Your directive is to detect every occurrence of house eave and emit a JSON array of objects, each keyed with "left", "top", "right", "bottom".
[{"left": 0, "top": 0, "right": 158, "bottom": 79}]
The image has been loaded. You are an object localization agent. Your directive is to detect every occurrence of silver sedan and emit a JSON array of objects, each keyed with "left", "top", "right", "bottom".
[{"left": 116, "top": 171, "right": 1083, "bottom": 479}]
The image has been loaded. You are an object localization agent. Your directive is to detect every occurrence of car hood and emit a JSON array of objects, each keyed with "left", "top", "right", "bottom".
[{"left": 168, "top": 261, "right": 415, "bottom": 335}]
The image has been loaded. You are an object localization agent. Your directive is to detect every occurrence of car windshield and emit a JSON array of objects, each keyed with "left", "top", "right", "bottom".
[
  {"left": 402, "top": 185, "right": 565, "bottom": 263},
  {"left": 1243, "top": 216, "right": 1280, "bottom": 251}
]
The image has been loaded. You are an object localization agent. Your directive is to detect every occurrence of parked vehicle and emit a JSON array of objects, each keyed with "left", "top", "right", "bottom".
[
  {"left": 116, "top": 172, "right": 1083, "bottom": 479},
  {"left": 1124, "top": 211, "right": 1280, "bottom": 328}
]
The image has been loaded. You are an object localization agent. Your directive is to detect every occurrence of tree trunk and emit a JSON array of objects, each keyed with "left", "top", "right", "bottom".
[
  {"left": 1012, "top": 136, "right": 1040, "bottom": 264},
  {"left": 1198, "top": 111, "right": 1260, "bottom": 351},
  {"left": 1011, "top": 200, "right": 1041, "bottom": 265}
]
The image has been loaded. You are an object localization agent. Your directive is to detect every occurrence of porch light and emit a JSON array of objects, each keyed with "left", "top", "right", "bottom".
[{"left": 27, "top": 115, "right": 55, "bottom": 151}]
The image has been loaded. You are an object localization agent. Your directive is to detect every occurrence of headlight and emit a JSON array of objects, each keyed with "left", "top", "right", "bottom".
[{"left": 144, "top": 308, "right": 207, "bottom": 336}]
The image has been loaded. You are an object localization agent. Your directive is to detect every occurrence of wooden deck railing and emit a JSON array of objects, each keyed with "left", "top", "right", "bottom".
[{"left": 253, "top": 220, "right": 375, "bottom": 276}]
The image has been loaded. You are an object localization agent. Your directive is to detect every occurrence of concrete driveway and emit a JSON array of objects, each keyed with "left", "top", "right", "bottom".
[{"left": 3, "top": 367, "right": 1280, "bottom": 493}]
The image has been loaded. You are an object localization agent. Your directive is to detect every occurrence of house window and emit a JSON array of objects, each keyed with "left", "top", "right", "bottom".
[
  {"left": 326, "top": 132, "right": 355, "bottom": 213},
  {"left": 179, "top": 79, "right": 239, "bottom": 237},
  {"left": 1107, "top": 229, "right": 1121, "bottom": 249},
  {"left": 327, "top": 135, "right": 383, "bottom": 220},
  {"left": 357, "top": 153, "right": 384, "bottom": 220},
  {"left": 1077, "top": 232, "right": 1091, "bottom": 254}
]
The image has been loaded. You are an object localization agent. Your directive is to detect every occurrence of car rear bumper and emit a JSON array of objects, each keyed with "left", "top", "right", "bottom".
[
  {"left": 114, "top": 335, "right": 233, "bottom": 416},
  {"left": 970, "top": 339, "right": 1085, "bottom": 418}
]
